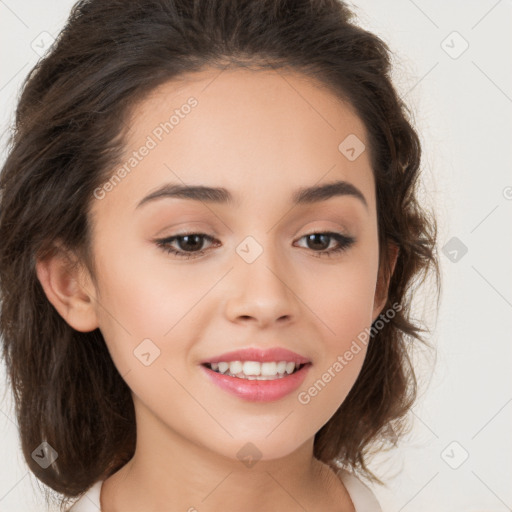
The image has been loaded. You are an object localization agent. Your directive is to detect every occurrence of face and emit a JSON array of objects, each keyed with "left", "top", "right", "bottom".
[{"left": 73, "top": 67, "right": 386, "bottom": 462}]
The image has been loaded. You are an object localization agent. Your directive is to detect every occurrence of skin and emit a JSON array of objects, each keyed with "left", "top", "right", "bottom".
[{"left": 36, "top": 66, "right": 397, "bottom": 512}]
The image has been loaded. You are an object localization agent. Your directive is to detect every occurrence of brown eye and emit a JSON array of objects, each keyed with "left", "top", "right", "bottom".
[
  {"left": 295, "top": 232, "right": 355, "bottom": 257},
  {"left": 175, "top": 234, "right": 206, "bottom": 252},
  {"left": 155, "top": 231, "right": 355, "bottom": 260},
  {"left": 304, "top": 233, "right": 331, "bottom": 251},
  {"left": 155, "top": 233, "right": 218, "bottom": 259}
]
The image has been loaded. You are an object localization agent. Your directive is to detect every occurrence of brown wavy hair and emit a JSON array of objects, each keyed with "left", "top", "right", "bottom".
[{"left": 0, "top": 0, "right": 440, "bottom": 508}]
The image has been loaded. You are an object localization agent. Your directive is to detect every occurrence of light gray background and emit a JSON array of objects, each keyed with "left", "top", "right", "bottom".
[{"left": 1, "top": 1, "right": 511, "bottom": 511}]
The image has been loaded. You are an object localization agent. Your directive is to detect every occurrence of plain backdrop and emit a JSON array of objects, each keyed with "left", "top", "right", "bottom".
[{"left": 1, "top": 1, "right": 511, "bottom": 511}]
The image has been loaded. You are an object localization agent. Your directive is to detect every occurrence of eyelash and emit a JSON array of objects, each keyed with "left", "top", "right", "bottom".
[{"left": 154, "top": 231, "right": 355, "bottom": 260}]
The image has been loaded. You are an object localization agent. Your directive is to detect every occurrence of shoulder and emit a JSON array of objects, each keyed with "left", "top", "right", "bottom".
[
  {"left": 336, "top": 468, "right": 383, "bottom": 512},
  {"left": 66, "top": 480, "right": 103, "bottom": 512}
]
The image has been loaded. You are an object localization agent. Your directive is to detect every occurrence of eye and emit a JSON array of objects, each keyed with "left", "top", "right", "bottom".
[
  {"left": 155, "top": 233, "right": 219, "bottom": 259},
  {"left": 154, "top": 231, "right": 355, "bottom": 260},
  {"left": 294, "top": 232, "right": 355, "bottom": 257}
]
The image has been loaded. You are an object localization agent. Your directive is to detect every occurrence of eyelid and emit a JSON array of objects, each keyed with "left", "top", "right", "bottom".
[{"left": 154, "top": 230, "right": 355, "bottom": 260}]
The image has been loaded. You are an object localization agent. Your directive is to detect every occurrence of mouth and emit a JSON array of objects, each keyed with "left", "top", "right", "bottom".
[
  {"left": 201, "top": 361, "right": 311, "bottom": 380},
  {"left": 200, "top": 360, "right": 312, "bottom": 402},
  {"left": 199, "top": 347, "right": 312, "bottom": 401}
]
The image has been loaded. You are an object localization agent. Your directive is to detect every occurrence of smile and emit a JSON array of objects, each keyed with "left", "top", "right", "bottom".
[
  {"left": 200, "top": 361, "right": 312, "bottom": 402},
  {"left": 204, "top": 360, "right": 307, "bottom": 380}
]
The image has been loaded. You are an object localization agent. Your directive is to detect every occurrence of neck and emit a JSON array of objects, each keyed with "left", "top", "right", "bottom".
[{"left": 100, "top": 397, "right": 353, "bottom": 512}]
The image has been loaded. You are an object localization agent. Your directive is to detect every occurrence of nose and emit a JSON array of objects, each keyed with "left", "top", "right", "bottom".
[{"left": 224, "top": 242, "right": 300, "bottom": 328}]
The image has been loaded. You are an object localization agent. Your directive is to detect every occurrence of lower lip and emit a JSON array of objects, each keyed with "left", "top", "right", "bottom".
[{"left": 200, "top": 364, "right": 311, "bottom": 402}]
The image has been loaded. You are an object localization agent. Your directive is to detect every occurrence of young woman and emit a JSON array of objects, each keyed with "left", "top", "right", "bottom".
[{"left": 0, "top": 1, "right": 439, "bottom": 510}]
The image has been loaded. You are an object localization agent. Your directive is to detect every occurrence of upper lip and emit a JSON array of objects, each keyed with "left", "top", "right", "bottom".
[{"left": 200, "top": 347, "right": 311, "bottom": 365}]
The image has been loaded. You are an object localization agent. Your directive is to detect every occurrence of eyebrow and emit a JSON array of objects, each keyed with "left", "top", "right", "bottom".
[{"left": 136, "top": 179, "right": 368, "bottom": 210}]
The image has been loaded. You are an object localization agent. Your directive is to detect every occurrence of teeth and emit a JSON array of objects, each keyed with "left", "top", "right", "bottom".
[
  {"left": 218, "top": 362, "right": 229, "bottom": 374},
  {"left": 230, "top": 361, "right": 243, "bottom": 374},
  {"left": 242, "top": 361, "right": 261, "bottom": 376},
  {"left": 207, "top": 360, "right": 303, "bottom": 379},
  {"left": 276, "top": 361, "right": 287, "bottom": 374},
  {"left": 261, "top": 362, "right": 277, "bottom": 376}
]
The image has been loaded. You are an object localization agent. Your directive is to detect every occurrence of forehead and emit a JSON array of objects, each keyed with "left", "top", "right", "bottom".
[{"left": 92, "top": 66, "right": 375, "bottom": 219}]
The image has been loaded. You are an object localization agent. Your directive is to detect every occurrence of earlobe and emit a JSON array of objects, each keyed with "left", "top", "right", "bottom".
[
  {"left": 35, "top": 245, "right": 99, "bottom": 332},
  {"left": 372, "top": 242, "right": 399, "bottom": 322}
]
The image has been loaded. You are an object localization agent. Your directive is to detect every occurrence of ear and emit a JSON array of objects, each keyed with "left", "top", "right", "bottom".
[
  {"left": 372, "top": 242, "right": 399, "bottom": 323},
  {"left": 35, "top": 243, "right": 99, "bottom": 332}
]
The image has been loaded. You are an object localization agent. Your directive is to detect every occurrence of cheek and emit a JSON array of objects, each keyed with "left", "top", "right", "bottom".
[
  {"left": 90, "top": 239, "right": 185, "bottom": 373},
  {"left": 305, "top": 256, "right": 379, "bottom": 346},
  {"left": 94, "top": 230, "right": 200, "bottom": 330},
  {"left": 299, "top": 252, "right": 378, "bottom": 405},
  {"left": 296, "top": 273, "right": 375, "bottom": 433}
]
